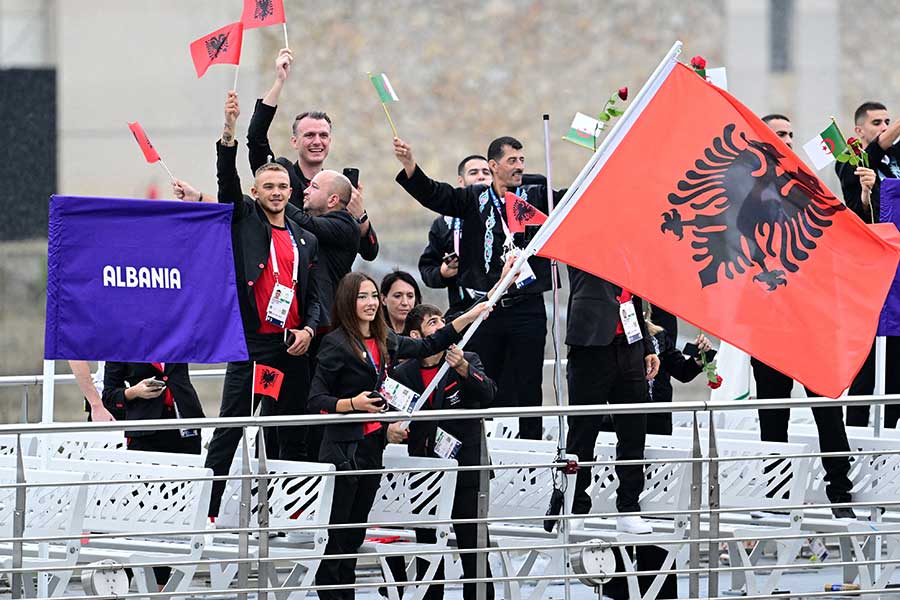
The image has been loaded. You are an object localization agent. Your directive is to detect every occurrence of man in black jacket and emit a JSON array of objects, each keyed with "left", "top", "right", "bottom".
[
  {"left": 395, "top": 135, "right": 563, "bottom": 440},
  {"left": 177, "top": 92, "right": 322, "bottom": 517},
  {"left": 246, "top": 48, "right": 379, "bottom": 261},
  {"left": 566, "top": 268, "right": 659, "bottom": 534},
  {"left": 834, "top": 102, "right": 900, "bottom": 426},
  {"left": 392, "top": 304, "right": 497, "bottom": 600},
  {"left": 418, "top": 155, "right": 491, "bottom": 317}
]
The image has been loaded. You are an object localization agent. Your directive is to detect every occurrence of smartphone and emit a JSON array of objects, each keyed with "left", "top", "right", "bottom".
[
  {"left": 284, "top": 329, "right": 296, "bottom": 347},
  {"left": 343, "top": 167, "right": 360, "bottom": 189},
  {"left": 442, "top": 252, "right": 459, "bottom": 264},
  {"left": 368, "top": 391, "right": 386, "bottom": 410},
  {"left": 148, "top": 377, "right": 166, "bottom": 388},
  {"left": 683, "top": 342, "right": 717, "bottom": 361}
]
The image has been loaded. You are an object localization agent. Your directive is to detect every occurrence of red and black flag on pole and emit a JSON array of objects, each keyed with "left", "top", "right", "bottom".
[
  {"left": 531, "top": 46, "right": 900, "bottom": 397},
  {"left": 189, "top": 22, "right": 244, "bottom": 78},
  {"left": 253, "top": 362, "right": 284, "bottom": 400}
]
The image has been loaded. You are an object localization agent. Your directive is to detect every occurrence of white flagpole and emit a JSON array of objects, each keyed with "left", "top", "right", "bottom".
[
  {"left": 233, "top": 64, "right": 240, "bottom": 94},
  {"left": 157, "top": 158, "right": 176, "bottom": 183},
  {"left": 397, "top": 42, "right": 685, "bottom": 428},
  {"left": 874, "top": 336, "right": 887, "bottom": 437},
  {"left": 282, "top": 23, "right": 289, "bottom": 50},
  {"left": 251, "top": 361, "right": 257, "bottom": 416}
]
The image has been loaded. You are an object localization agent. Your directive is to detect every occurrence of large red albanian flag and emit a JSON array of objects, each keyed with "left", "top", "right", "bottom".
[{"left": 536, "top": 61, "right": 900, "bottom": 397}]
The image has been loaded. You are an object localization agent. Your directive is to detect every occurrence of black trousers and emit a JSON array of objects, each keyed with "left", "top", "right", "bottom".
[
  {"left": 566, "top": 339, "right": 649, "bottom": 514},
  {"left": 315, "top": 432, "right": 384, "bottom": 600},
  {"left": 205, "top": 337, "right": 311, "bottom": 517},
  {"left": 468, "top": 294, "right": 546, "bottom": 440},
  {"left": 751, "top": 358, "right": 853, "bottom": 503},
  {"left": 846, "top": 337, "right": 900, "bottom": 427}
]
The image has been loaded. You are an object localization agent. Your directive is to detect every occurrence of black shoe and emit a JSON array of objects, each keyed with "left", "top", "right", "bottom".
[{"left": 831, "top": 507, "right": 857, "bottom": 519}]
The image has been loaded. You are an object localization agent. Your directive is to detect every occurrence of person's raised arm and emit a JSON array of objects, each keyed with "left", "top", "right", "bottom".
[
  {"left": 247, "top": 48, "right": 292, "bottom": 173},
  {"left": 394, "top": 137, "right": 472, "bottom": 218},
  {"left": 878, "top": 119, "right": 900, "bottom": 152},
  {"left": 216, "top": 91, "right": 252, "bottom": 219}
]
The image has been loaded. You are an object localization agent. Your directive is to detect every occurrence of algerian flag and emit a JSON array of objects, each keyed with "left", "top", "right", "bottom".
[
  {"left": 369, "top": 72, "right": 399, "bottom": 103},
  {"left": 704, "top": 67, "right": 728, "bottom": 91},
  {"left": 802, "top": 122, "right": 847, "bottom": 171},
  {"left": 563, "top": 112, "right": 603, "bottom": 150}
]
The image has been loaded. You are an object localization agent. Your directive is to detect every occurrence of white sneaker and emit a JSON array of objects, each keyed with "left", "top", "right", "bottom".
[{"left": 617, "top": 516, "right": 652, "bottom": 534}]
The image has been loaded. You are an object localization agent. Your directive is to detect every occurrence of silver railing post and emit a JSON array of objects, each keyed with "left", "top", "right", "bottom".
[
  {"left": 476, "top": 420, "right": 490, "bottom": 600},
  {"left": 708, "top": 411, "right": 720, "bottom": 597},
  {"left": 20, "top": 386, "right": 29, "bottom": 424},
  {"left": 256, "top": 427, "right": 271, "bottom": 600},
  {"left": 237, "top": 427, "right": 252, "bottom": 600},
  {"left": 688, "top": 411, "right": 702, "bottom": 597},
  {"left": 11, "top": 433, "right": 26, "bottom": 599}
]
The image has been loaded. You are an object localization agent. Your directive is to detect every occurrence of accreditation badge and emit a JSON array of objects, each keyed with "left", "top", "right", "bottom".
[
  {"left": 434, "top": 428, "right": 462, "bottom": 460},
  {"left": 619, "top": 300, "right": 644, "bottom": 344},
  {"left": 265, "top": 282, "right": 295, "bottom": 327},
  {"left": 380, "top": 377, "right": 420, "bottom": 414}
]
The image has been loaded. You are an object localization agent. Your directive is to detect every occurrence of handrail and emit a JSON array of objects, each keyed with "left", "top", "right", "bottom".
[{"left": 3, "top": 393, "right": 900, "bottom": 434}]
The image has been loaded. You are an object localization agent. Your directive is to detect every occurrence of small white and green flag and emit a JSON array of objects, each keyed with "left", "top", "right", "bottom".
[
  {"left": 369, "top": 72, "right": 399, "bottom": 103},
  {"left": 802, "top": 122, "right": 847, "bottom": 171},
  {"left": 564, "top": 112, "right": 603, "bottom": 150}
]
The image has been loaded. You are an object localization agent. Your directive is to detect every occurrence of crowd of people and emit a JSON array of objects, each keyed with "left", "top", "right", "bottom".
[{"left": 66, "top": 48, "right": 900, "bottom": 599}]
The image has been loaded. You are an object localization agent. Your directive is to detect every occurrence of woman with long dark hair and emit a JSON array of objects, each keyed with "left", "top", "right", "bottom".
[{"left": 309, "top": 271, "right": 490, "bottom": 599}]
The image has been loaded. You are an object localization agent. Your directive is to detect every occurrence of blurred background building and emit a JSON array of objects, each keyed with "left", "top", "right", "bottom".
[{"left": 1, "top": 0, "right": 895, "bottom": 421}]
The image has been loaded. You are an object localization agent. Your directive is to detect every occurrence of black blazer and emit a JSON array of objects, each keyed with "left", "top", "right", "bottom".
[
  {"left": 217, "top": 142, "right": 322, "bottom": 336},
  {"left": 566, "top": 266, "right": 654, "bottom": 356},
  {"left": 418, "top": 216, "right": 475, "bottom": 316},
  {"left": 246, "top": 98, "right": 380, "bottom": 261},
  {"left": 392, "top": 352, "right": 495, "bottom": 488},
  {"left": 283, "top": 207, "right": 359, "bottom": 327},
  {"left": 102, "top": 362, "right": 204, "bottom": 437},
  {"left": 308, "top": 324, "right": 462, "bottom": 442},
  {"left": 397, "top": 164, "right": 565, "bottom": 295}
]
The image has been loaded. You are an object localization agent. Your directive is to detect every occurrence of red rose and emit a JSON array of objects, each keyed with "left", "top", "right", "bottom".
[
  {"left": 847, "top": 137, "right": 858, "bottom": 145},
  {"left": 690, "top": 55, "right": 707, "bottom": 69},
  {"left": 707, "top": 374, "right": 723, "bottom": 389},
  {"left": 618, "top": 87, "right": 628, "bottom": 101}
]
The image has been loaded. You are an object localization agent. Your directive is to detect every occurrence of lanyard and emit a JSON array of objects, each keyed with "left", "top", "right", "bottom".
[
  {"left": 487, "top": 187, "right": 515, "bottom": 244},
  {"left": 270, "top": 228, "right": 299, "bottom": 285},
  {"left": 452, "top": 217, "right": 461, "bottom": 256}
]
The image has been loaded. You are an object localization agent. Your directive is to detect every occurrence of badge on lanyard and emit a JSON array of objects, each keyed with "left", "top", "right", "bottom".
[
  {"left": 434, "top": 427, "right": 462, "bottom": 459},
  {"left": 619, "top": 300, "right": 644, "bottom": 344},
  {"left": 265, "top": 229, "right": 299, "bottom": 328},
  {"left": 380, "top": 376, "right": 420, "bottom": 414}
]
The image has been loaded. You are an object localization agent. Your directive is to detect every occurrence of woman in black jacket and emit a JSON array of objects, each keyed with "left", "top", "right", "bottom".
[
  {"left": 645, "top": 317, "right": 712, "bottom": 435},
  {"left": 309, "top": 272, "right": 490, "bottom": 599}
]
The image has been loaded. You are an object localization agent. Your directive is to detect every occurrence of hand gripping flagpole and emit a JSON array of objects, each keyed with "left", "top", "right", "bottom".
[{"left": 397, "top": 41, "right": 684, "bottom": 429}]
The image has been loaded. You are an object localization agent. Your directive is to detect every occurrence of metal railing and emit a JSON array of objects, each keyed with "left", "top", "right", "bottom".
[{"left": 3, "top": 393, "right": 900, "bottom": 599}]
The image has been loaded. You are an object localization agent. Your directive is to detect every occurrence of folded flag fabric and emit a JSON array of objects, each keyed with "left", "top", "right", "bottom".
[
  {"left": 564, "top": 112, "right": 603, "bottom": 150},
  {"left": 44, "top": 195, "right": 248, "bottom": 363},
  {"left": 533, "top": 58, "right": 900, "bottom": 397},
  {"left": 369, "top": 72, "right": 399, "bottom": 103},
  {"left": 241, "top": 0, "right": 285, "bottom": 29},
  {"left": 190, "top": 22, "right": 244, "bottom": 78},
  {"left": 253, "top": 363, "right": 285, "bottom": 399},
  {"left": 127, "top": 122, "right": 160, "bottom": 163},
  {"left": 802, "top": 121, "right": 847, "bottom": 171},
  {"left": 505, "top": 192, "right": 547, "bottom": 234}
]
